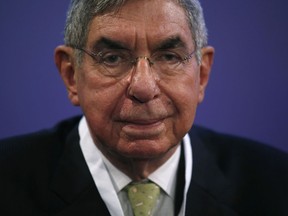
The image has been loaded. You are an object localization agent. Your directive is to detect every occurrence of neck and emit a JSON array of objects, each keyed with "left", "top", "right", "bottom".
[{"left": 102, "top": 146, "right": 178, "bottom": 181}]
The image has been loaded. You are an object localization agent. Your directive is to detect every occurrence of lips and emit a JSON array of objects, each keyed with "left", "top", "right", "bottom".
[
  {"left": 123, "top": 118, "right": 164, "bottom": 125},
  {"left": 120, "top": 118, "right": 166, "bottom": 139},
  {"left": 115, "top": 101, "right": 171, "bottom": 138},
  {"left": 117, "top": 109, "right": 170, "bottom": 125}
]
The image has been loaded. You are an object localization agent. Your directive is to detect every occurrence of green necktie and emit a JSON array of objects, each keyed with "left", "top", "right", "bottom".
[{"left": 126, "top": 182, "right": 160, "bottom": 216}]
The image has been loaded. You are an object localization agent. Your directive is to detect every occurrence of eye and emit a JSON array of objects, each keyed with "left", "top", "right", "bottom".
[
  {"left": 98, "top": 51, "right": 130, "bottom": 67},
  {"left": 153, "top": 51, "right": 182, "bottom": 64},
  {"left": 102, "top": 54, "right": 121, "bottom": 65}
]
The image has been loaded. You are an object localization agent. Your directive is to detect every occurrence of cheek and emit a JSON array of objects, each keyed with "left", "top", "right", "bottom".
[
  {"left": 82, "top": 93, "right": 123, "bottom": 124},
  {"left": 80, "top": 85, "right": 126, "bottom": 150},
  {"left": 76, "top": 71, "right": 126, "bottom": 123},
  {"left": 163, "top": 71, "right": 200, "bottom": 133}
]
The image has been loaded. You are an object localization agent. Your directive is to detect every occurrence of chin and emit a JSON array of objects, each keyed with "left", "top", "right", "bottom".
[{"left": 117, "top": 140, "right": 178, "bottom": 160}]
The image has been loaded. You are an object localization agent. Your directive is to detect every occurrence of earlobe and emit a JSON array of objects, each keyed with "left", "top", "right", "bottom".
[
  {"left": 198, "top": 46, "right": 215, "bottom": 103},
  {"left": 54, "top": 45, "right": 80, "bottom": 106}
]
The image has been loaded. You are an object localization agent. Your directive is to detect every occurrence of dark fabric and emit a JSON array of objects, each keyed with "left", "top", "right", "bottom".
[{"left": 0, "top": 116, "right": 287, "bottom": 216}]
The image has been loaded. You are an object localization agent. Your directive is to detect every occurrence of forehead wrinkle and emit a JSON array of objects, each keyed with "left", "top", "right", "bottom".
[
  {"left": 88, "top": 15, "right": 138, "bottom": 50},
  {"left": 143, "top": 14, "right": 194, "bottom": 52},
  {"left": 146, "top": 28, "right": 193, "bottom": 53},
  {"left": 87, "top": 0, "right": 193, "bottom": 53}
]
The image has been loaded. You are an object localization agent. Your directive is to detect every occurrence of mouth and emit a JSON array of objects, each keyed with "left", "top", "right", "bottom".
[
  {"left": 124, "top": 118, "right": 164, "bottom": 125},
  {"left": 119, "top": 118, "right": 166, "bottom": 139}
]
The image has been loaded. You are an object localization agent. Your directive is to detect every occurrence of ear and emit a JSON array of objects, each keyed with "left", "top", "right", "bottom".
[
  {"left": 54, "top": 45, "right": 80, "bottom": 106},
  {"left": 198, "top": 46, "right": 215, "bottom": 103}
]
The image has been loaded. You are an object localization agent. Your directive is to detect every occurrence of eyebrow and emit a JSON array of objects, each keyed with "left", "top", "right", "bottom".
[
  {"left": 91, "top": 37, "right": 128, "bottom": 51},
  {"left": 90, "top": 36, "right": 188, "bottom": 52},
  {"left": 155, "top": 36, "right": 187, "bottom": 50}
]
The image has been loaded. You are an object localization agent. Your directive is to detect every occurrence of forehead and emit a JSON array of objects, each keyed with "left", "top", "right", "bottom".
[{"left": 86, "top": 0, "right": 193, "bottom": 50}]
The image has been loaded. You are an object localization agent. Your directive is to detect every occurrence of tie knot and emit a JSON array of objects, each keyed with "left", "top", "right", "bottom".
[{"left": 126, "top": 182, "right": 160, "bottom": 216}]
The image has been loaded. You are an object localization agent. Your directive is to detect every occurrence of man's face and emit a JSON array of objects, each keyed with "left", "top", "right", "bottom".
[{"left": 60, "top": 0, "right": 213, "bottom": 163}]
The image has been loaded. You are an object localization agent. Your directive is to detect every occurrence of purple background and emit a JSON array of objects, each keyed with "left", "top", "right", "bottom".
[{"left": 0, "top": 1, "right": 287, "bottom": 152}]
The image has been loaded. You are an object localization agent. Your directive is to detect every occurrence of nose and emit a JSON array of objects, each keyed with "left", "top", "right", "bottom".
[{"left": 127, "top": 57, "right": 160, "bottom": 103}]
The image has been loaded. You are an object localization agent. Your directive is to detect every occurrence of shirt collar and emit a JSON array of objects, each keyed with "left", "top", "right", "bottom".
[{"left": 102, "top": 144, "right": 180, "bottom": 198}]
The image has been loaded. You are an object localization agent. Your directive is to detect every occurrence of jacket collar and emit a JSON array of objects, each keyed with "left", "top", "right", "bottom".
[
  {"left": 49, "top": 123, "right": 110, "bottom": 215},
  {"left": 184, "top": 126, "right": 239, "bottom": 216}
]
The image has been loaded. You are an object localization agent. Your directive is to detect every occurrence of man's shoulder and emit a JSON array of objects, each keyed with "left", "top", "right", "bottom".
[
  {"left": 0, "top": 116, "right": 82, "bottom": 214},
  {"left": 189, "top": 125, "right": 288, "bottom": 157},
  {"left": 0, "top": 115, "right": 82, "bottom": 162},
  {"left": 189, "top": 125, "right": 288, "bottom": 214},
  {"left": 189, "top": 125, "right": 288, "bottom": 179}
]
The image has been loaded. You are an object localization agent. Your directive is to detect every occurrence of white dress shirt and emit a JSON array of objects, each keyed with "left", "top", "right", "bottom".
[{"left": 79, "top": 116, "right": 193, "bottom": 216}]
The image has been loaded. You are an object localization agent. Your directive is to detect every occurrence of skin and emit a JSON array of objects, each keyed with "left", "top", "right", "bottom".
[{"left": 55, "top": 0, "right": 214, "bottom": 181}]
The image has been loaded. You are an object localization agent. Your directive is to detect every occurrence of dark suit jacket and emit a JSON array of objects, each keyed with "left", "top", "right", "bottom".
[{"left": 0, "top": 116, "right": 287, "bottom": 216}]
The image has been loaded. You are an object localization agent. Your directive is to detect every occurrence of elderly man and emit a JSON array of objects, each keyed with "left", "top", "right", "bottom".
[{"left": 0, "top": 0, "right": 287, "bottom": 215}]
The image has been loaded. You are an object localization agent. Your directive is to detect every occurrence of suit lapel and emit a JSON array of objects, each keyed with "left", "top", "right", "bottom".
[
  {"left": 48, "top": 124, "right": 110, "bottom": 215},
  {"left": 183, "top": 127, "right": 239, "bottom": 216}
]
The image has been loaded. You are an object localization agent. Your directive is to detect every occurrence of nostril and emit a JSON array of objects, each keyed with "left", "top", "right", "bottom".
[
  {"left": 127, "top": 80, "right": 160, "bottom": 103},
  {"left": 131, "top": 95, "right": 146, "bottom": 103}
]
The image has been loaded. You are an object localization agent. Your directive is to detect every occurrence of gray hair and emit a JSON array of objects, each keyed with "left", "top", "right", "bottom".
[{"left": 64, "top": 0, "right": 208, "bottom": 65}]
